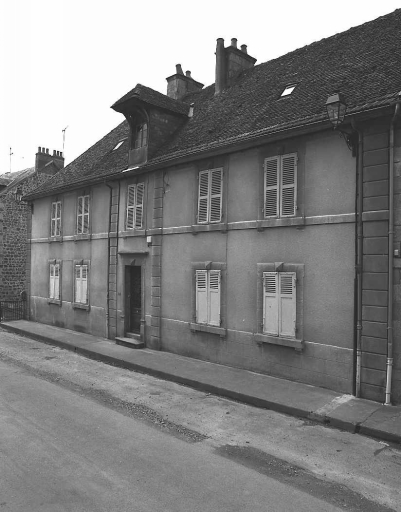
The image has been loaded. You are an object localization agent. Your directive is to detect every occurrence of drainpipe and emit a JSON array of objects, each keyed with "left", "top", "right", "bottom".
[
  {"left": 105, "top": 182, "right": 113, "bottom": 339},
  {"left": 385, "top": 94, "right": 401, "bottom": 405},
  {"left": 352, "top": 118, "right": 363, "bottom": 398}
]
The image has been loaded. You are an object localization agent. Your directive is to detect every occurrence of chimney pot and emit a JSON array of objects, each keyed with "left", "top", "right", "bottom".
[
  {"left": 231, "top": 38, "right": 237, "bottom": 48},
  {"left": 186, "top": 70, "right": 191, "bottom": 77},
  {"left": 241, "top": 44, "right": 247, "bottom": 54},
  {"left": 176, "top": 64, "right": 184, "bottom": 75},
  {"left": 53, "top": 150, "right": 56, "bottom": 156},
  {"left": 46, "top": 148, "right": 49, "bottom": 154},
  {"left": 38, "top": 147, "right": 41, "bottom": 152}
]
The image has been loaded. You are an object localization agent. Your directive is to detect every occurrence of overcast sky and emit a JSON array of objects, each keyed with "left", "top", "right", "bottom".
[{"left": 0, "top": 0, "right": 399, "bottom": 175}]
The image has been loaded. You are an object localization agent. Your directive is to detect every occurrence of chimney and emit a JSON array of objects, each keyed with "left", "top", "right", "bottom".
[
  {"left": 215, "top": 38, "right": 257, "bottom": 95},
  {"left": 166, "top": 64, "right": 204, "bottom": 100},
  {"left": 35, "top": 146, "right": 65, "bottom": 175}
]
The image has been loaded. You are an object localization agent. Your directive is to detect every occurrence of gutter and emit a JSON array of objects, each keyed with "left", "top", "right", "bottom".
[{"left": 385, "top": 93, "right": 401, "bottom": 405}]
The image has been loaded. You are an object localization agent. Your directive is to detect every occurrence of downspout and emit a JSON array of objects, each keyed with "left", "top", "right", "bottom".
[
  {"left": 352, "top": 118, "right": 363, "bottom": 397},
  {"left": 385, "top": 95, "right": 401, "bottom": 405},
  {"left": 105, "top": 182, "right": 113, "bottom": 338}
]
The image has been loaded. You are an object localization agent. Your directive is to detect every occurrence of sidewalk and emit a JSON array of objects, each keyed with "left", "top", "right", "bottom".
[{"left": 1, "top": 319, "right": 401, "bottom": 444}]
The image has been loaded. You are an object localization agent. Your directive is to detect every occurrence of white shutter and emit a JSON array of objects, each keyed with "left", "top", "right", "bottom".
[
  {"left": 77, "top": 197, "right": 83, "bottom": 234},
  {"left": 263, "top": 272, "right": 279, "bottom": 335},
  {"left": 83, "top": 196, "right": 90, "bottom": 233},
  {"left": 56, "top": 202, "right": 61, "bottom": 236},
  {"left": 280, "top": 154, "right": 297, "bottom": 217},
  {"left": 81, "top": 265, "right": 88, "bottom": 304},
  {"left": 54, "top": 264, "right": 60, "bottom": 300},
  {"left": 209, "top": 168, "right": 222, "bottom": 223},
  {"left": 75, "top": 265, "right": 82, "bottom": 303},
  {"left": 278, "top": 272, "right": 296, "bottom": 337},
  {"left": 126, "top": 185, "right": 135, "bottom": 229},
  {"left": 49, "top": 264, "right": 55, "bottom": 299},
  {"left": 196, "top": 270, "right": 208, "bottom": 324},
  {"left": 208, "top": 270, "right": 221, "bottom": 326},
  {"left": 135, "top": 183, "right": 144, "bottom": 229},
  {"left": 198, "top": 171, "right": 209, "bottom": 224},
  {"left": 264, "top": 157, "right": 279, "bottom": 217}
]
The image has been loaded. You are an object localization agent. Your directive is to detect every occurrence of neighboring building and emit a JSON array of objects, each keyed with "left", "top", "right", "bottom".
[
  {"left": 0, "top": 148, "right": 64, "bottom": 301},
  {"left": 24, "top": 10, "right": 401, "bottom": 404}
]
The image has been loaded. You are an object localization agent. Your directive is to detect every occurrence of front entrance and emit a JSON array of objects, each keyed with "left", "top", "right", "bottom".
[{"left": 126, "top": 266, "right": 142, "bottom": 334}]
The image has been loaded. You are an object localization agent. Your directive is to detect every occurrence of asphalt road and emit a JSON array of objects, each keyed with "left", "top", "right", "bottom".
[{"left": 0, "top": 329, "right": 399, "bottom": 511}]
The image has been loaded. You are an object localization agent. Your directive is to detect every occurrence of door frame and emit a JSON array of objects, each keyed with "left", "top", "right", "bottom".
[{"left": 124, "top": 260, "right": 145, "bottom": 340}]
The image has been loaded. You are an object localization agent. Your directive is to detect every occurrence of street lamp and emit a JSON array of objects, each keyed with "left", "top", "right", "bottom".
[{"left": 325, "top": 92, "right": 347, "bottom": 128}]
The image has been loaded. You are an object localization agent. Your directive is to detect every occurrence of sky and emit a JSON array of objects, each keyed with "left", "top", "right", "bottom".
[{"left": 0, "top": 0, "right": 400, "bottom": 175}]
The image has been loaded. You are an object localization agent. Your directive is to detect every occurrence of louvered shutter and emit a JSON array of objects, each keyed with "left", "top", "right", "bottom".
[
  {"left": 83, "top": 196, "right": 90, "bottom": 233},
  {"left": 280, "top": 154, "right": 297, "bottom": 217},
  {"left": 75, "top": 265, "right": 81, "bottom": 303},
  {"left": 209, "top": 168, "right": 222, "bottom": 223},
  {"left": 279, "top": 272, "right": 296, "bottom": 337},
  {"left": 264, "top": 157, "right": 279, "bottom": 217},
  {"left": 77, "top": 197, "right": 83, "bottom": 234},
  {"left": 135, "top": 183, "right": 144, "bottom": 228},
  {"left": 196, "top": 270, "right": 208, "bottom": 324},
  {"left": 54, "top": 264, "right": 60, "bottom": 300},
  {"left": 51, "top": 202, "right": 56, "bottom": 237},
  {"left": 198, "top": 171, "right": 209, "bottom": 223},
  {"left": 208, "top": 270, "right": 221, "bottom": 326},
  {"left": 49, "top": 264, "right": 55, "bottom": 299},
  {"left": 126, "top": 185, "right": 135, "bottom": 229},
  {"left": 81, "top": 265, "right": 88, "bottom": 304},
  {"left": 263, "top": 272, "right": 279, "bottom": 335}
]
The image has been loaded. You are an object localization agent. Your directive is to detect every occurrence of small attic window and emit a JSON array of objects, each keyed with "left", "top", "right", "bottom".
[
  {"left": 112, "top": 140, "right": 126, "bottom": 151},
  {"left": 280, "top": 84, "right": 297, "bottom": 97}
]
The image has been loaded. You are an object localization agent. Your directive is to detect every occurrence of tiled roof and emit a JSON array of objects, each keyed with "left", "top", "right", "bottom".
[
  {"left": 25, "top": 9, "right": 401, "bottom": 199},
  {"left": 0, "top": 167, "right": 35, "bottom": 195}
]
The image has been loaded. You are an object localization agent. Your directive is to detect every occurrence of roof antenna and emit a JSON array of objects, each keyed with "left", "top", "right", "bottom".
[
  {"left": 62, "top": 126, "right": 68, "bottom": 157},
  {"left": 9, "top": 147, "right": 13, "bottom": 173}
]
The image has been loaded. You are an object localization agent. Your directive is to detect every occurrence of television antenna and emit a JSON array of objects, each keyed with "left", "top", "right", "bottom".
[
  {"left": 62, "top": 126, "right": 69, "bottom": 156},
  {"left": 9, "top": 147, "right": 13, "bottom": 173}
]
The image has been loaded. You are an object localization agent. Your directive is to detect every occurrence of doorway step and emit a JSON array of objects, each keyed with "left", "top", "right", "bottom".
[{"left": 115, "top": 332, "right": 144, "bottom": 349}]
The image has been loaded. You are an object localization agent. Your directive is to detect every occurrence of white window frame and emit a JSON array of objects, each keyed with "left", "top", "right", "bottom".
[
  {"left": 76, "top": 195, "right": 90, "bottom": 235},
  {"left": 50, "top": 201, "right": 62, "bottom": 237},
  {"left": 264, "top": 153, "right": 297, "bottom": 218},
  {"left": 126, "top": 183, "right": 145, "bottom": 229},
  {"left": 48, "top": 260, "right": 62, "bottom": 305},
  {"left": 197, "top": 168, "right": 223, "bottom": 224},
  {"left": 195, "top": 269, "right": 221, "bottom": 326},
  {"left": 263, "top": 271, "right": 296, "bottom": 338},
  {"left": 73, "top": 261, "right": 90, "bottom": 308}
]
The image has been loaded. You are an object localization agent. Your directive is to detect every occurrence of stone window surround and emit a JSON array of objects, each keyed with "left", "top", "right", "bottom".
[
  {"left": 190, "top": 261, "right": 227, "bottom": 337},
  {"left": 48, "top": 196, "right": 63, "bottom": 242},
  {"left": 255, "top": 262, "right": 304, "bottom": 350},
  {"left": 48, "top": 259, "right": 62, "bottom": 306},
  {"left": 72, "top": 259, "right": 91, "bottom": 311},
  {"left": 74, "top": 189, "right": 92, "bottom": 241}
]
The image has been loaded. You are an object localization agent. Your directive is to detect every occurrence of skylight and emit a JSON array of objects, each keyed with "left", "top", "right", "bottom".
[
  {"left": 280, "top": 84, "right": 297, "bottom": 97},
  {"left": 112, "top": 140, "right": 126, "bottom": 151}
]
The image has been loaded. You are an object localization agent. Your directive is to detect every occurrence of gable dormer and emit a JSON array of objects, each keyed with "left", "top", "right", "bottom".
[{"left": 111, "top": 84, "right": 192, "bottom": 168}]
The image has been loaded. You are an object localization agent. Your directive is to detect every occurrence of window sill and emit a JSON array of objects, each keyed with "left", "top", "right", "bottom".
[
  {"left": 120, "top": 229, "right": 146, "bottom": 238},
  {"left": 48, "top": 236, "right": 63, "bottom": 243},
  {"left": 47, "top": 299, "right": 61, "bottom": 306},
  {"left": 254, "top": 333, "right": 303, "bottom": 351},
  {"left": 257, "top": 217, "right": 304, "bottom": 230},
  {"left": 191, "top": 223, "right": 228, "bottom": 234},
  {"left": 190, "top": 323, "right": 226, "bottom": 337},
  {"left": 72, "top": 303, "right": 90, "bottom": 311},
  {"left": 74, "top": 234, "right": 91, "bottom": 241}
]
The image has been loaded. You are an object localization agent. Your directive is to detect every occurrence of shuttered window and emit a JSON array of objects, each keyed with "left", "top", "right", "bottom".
[
  {"left": 49, "top": 263, "right": 60, "bottom": 300},
  {"left": 197, "top": 168, "right": 222, "bottom": 224},
  {"left": 77, "top": 195, "right": 90, "bottom": 234},
  {"left": 75, "top": 264, "right": 88, "bottom": 304},
  {"left": 196, "top": 270, "right": 221, "bottom": 326},
  {"left": 263, "top": 272, "right": 296, "bottom": 337},
  {"left": 126, "top": 183, "right": 145, "bottom": 229},
  {"left": 264, "top": 153, "right": 297, "bottom": 218},
  {"left": 50, "top": 201, "right": 62, "bottom": 237}
]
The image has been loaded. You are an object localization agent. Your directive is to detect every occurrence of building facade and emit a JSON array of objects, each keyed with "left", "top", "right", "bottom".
[{"left": 25, "top": 10, "right": 401, "bottom": 404}]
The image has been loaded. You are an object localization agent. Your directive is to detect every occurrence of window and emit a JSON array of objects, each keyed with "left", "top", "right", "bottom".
[
  {"left": 134, "top": 123, "right": 148, "bottom": 149},
  {"left": 280, "top": 84, "right": 297, "bottom": 97},
  {"left": 50, "top": 201, "right": 61, "bottom": 237},
  {"left": 49, "top": 262, "right": 61, "bottom": 301},
  {"left": 264, "top": 153, "right": 297, "bottom": 218},
  {"left": 112, "top": 140, "right": 126, "bottom": 151},
  {"left": 77, "top": 195, "right": 90, "bottom": 234},
  {"left": 195, "top": 270, "right": 221, "bottom": 326},
  {"left": 126, "top": 183, "right": 145, "bottom": 229},
  {"left": 263, "top": 272, "right": 296, "bottom": 337},
  {"left": 74, "top": 264, "right": 89, "bottom": 305},
  {"left": 197, "top": 168, "right": 223, "bottom": 224}
]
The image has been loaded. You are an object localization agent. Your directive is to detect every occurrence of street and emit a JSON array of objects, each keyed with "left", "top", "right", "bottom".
[{"left": 0, "top": 328, "right": 399, "bottom": 511}]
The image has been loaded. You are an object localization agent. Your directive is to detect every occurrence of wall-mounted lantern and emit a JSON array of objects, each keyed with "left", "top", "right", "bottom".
[
  {"left": 325, "top": 92, "right": 357, "bottom": 155},
  {"left": 14, "top": 185, "right": 23, "bottom": 203}
]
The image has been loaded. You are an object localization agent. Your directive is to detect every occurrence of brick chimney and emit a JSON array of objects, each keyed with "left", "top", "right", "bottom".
[
  {"left": 166, "top": 64, "right": 204, "bottom": 100},
  {"left": 35, "top": 147, "right": 64, "bottom": 175},
  {"left": 215, "top": 38, "right": 257, "bottom": 95}
]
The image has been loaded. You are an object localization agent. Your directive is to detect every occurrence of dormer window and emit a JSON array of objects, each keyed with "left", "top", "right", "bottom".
[{"left": 134, "top": 122, "right": 148, "bottom": 149}]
